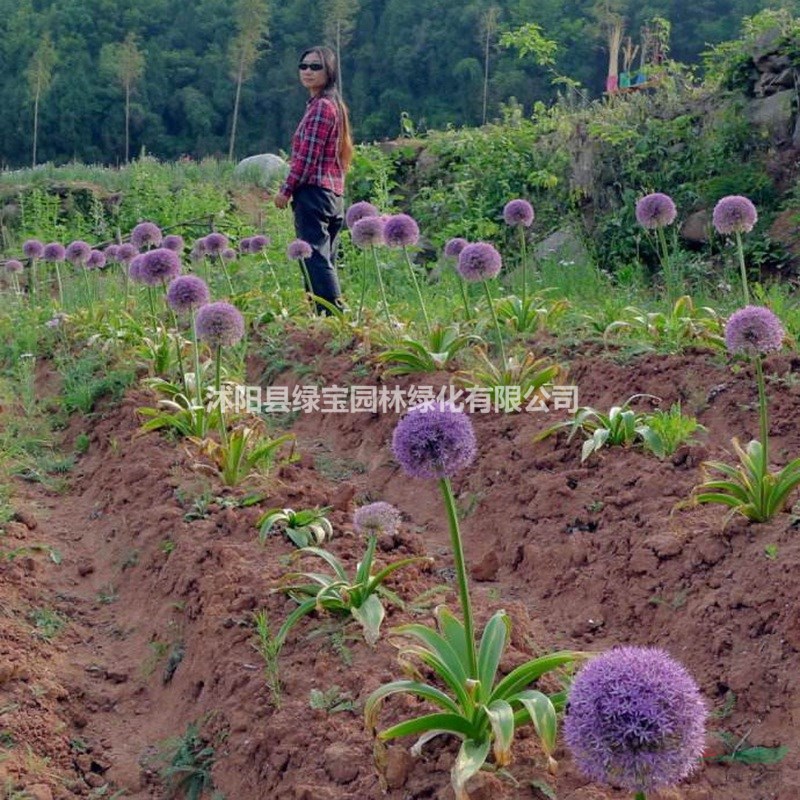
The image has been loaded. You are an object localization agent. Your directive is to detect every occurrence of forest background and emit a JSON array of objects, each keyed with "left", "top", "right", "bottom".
[{"left": 0, "top": 0, "right": 788, "bottom": 168}]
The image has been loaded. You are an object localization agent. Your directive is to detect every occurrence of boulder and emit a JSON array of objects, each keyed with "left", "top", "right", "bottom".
[
  {"left": 534, "top": 227, "right": 589, "bottom": 266},
  {"left": 680, "top": 209, "right": 711, "bottom": 246},
  {"left": 747, "top": 90, "right": 794, "bottom": 141},
  {"left": 233, "top": 154, "right": 289, "bottom": 189}
]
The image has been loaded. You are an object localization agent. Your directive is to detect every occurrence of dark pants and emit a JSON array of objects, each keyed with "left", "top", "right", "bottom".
[{"left": 291, "top": 185, "right": 344, "bottom": 313}]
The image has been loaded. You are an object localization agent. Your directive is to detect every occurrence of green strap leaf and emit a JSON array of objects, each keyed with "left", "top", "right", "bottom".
[
  {"left": 351, "top": 593, "right": 385, "bottom": 646},
  {"left": 515, "top": 689, "right": 557, "bottom": 758},
  {"left": 378, "top": 712, "right": 474, "bottom": 742},
  {"left": 452, "top": 738, "right": 491, "bottom": 800},
  {"left": 364, "top": 680, "right": 462, "bottom": 732},
  {"left": 492, "top": 651, "right": 580, "bottom": 701},
  {"left": 484, "top": 699, "right": 515, "bottom": 766},
  {"left": 477, "top": 611, "right": 510, "bottom": 704}
]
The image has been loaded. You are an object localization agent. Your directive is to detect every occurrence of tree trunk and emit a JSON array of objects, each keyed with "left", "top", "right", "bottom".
[
  {"left": 32, "top": 83, "right": 40, "bottom": 169},
  {"left": 229, "top": 60, "right": 245, "bottom": 161},
  {"left": 124, "top": 83, "right": 131, "bottom": 164}
]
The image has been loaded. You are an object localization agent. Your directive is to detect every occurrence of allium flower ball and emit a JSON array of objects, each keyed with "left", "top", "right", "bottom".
[
  {"left": 5, "top": 259, "right": 23, "bottom": 273},
  {"left": 195, "top": 301, "right": 245, "bottom": 347},
  {"left": 351, "top": 216, "right": 385, "bottom": 249},
  {"left": 117, "top": 243, "right": 138, "bottom": 263},
  {"left": 635, "top": 192, "right": 677, "bottom": 229},
  {"left": 162, "top": 234, "right": 185, "bottom": 252},
  {"left": 23, "top": 239, "right": 44, "bottom": 259},
  {"left": 564, "top": 646, "right": 706, "bottom": 795},
  {"left": 65, "top": 240, "right": 91, "bottom": 265},
  {"left": 239, "top": 237, "right": 253, "bottom": 254},
  {"left": 128, "top": 254, "right": 145, "bottom": 283},
  {"left": 104, "top": 244, "right": 120, "bottom": 263},
  {"left": 724, "top": 306, "right": 784, "bottom": 356},
  {"left": 166, "top": 275, "right": 210, "bottom": 314},
  {"left": 43, "top": 242, "right": 65, "bottom": 262},
  {"left": 130, "top": 221, "right": 163, "bottom": 249},
  {"left": 353, "top": 502, "right": 402, "bottom": 536},
  {"left": 222, "top": 248, "right": 236, "bottom": 262},
  {"left": 250, "top": 234, "right": 269, "bottom": 253},
  {"left": 713, "top": 195, "right": 758, "bottom": 235},
  {"left": 287, "top": 239, "right": 312, "bottom": 260},
  {"left": 86, "top": 250, "right": 106, "bottom": 270},
  {"left": 346, "top": 200, "right": 379, "bottom": 229},
  {"left": 392, "top": 401, "right": 477, "bottom": 479},
  {"left": 444, "top": 237, "right": 469, "bottom": 258},
  {"left": 503, "top": 199, "right": 535, "bottom": 227},
  {"left": 138, "top": 248, "right": 181, "bottom": 286},
  {"left": 457, "top": 242, "right": 502, "bottom": 282},
  {"left": 383, "top": 214, "right": 420, "bottom": 248},
  {"left": 203, "top": 232, "right": 229, "bottom": 255}
]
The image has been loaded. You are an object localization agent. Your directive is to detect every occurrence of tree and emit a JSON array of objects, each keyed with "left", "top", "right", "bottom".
[
  {"left": 479, "top": 6, "right": 500, "bottom": 125},
  {"left": 323, "top": 0, "right": 360, "bottom": 96},
  {"left": 26, "top": 32, "right": 57, "bottom": 168},
  {"left": 101, "top": 33, "right": 145, "bottom": 163},
  {"left": 228, "top": 0, "right": 270, "bottom": 160}
]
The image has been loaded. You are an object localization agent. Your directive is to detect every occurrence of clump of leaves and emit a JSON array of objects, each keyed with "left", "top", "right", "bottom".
[
  {"left": 309, "top": 685, "right": 356, "bottom": 714},
  {"left": 156, "top": 723, "right": 217, "bottom": 800},
  {"left": 375, "top": 324, "right": 480, "bottom": 375},
  {"left": 258, "top": 506, "right": 333, "bottom": 548},
  {"left": 637, "top": 402, "right": 706, "bottom": 458},
  {"left": 276, "top": 536, "right": 431, "bottom": 646},
  {"left": 252, "top": 609, "right": 282, "bottom": 707}
]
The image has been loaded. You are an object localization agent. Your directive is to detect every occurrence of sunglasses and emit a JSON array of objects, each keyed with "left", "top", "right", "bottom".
[{"left": 298, "top": 62, "right": 324, "bottom": 71}]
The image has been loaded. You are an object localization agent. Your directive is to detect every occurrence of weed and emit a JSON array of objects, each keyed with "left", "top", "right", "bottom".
[
  {"left": 29, "top": 607, "right": 66, "bottom": 640},
  {"left": 160, "top": 539, "right": 176, "bottom": 555},
  {"left": 252, "top": 610, "right": 282, "bottom": 706},
  {"left": 74, "top": 433, "right": 91, "bottom": 454},
  {"left": 309, "top": 685, "right": 356, "bottom": 714},
  {"left": 96, "top": 585, "right": 118, "bottom": 605},
  {"left": 155, "top": 723, "right": 218, "bottom": 800}
]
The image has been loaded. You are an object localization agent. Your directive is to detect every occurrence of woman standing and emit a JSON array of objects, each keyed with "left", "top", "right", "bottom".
[{"left": 275, "top": 46, "right": 353, "bottom": 313}]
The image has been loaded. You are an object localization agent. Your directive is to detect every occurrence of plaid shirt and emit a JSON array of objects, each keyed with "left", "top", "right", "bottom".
[{"left": 280, "top": 95, "right": 344, "bottom": 198}]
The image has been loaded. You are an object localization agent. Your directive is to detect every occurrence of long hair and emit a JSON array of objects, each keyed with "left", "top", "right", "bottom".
[{"left": 300, "top": 46, "right": 354, "bottom": 172}]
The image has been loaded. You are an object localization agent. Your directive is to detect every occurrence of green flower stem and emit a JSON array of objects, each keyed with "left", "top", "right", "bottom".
[
  {"left": 263, "top": 257, "right": 282, "bottom": 300},
  {"left": 457, "top": 275, "right": 472, "bottom": 321},
  {"left": 30, "top": 258, "right": 38, "bottom": 304},
  {"left": 357, "top": 249, "right": 369, "bottom": 324},
  {"left": 146, "top": 285, "right": 158, "bottom": 326},
  {"left": 755, "top": 354, "right": 769, "bottom": 477},
  {"left": 167, "top": 301, "right": 187, "bottom": 393},
  {"left": 656, "top": 226, "right": 677, "bottom": 301},
  {"left": 216, "top": 253, "right": 235, "bottom": 296},
  {"left": 481, "top": 279, "right": 507, "bottom": 371},
  {"left": 734, "top": 230, "right": 750, "bottom": 306},
  {"left": 370, "top": 246, "right": 393, "bottom": 329},
  {"left": 519, "top": 226, "right": 528, "bottom": 308},
  {"left": 189, "top": 310, "right": 203, "bottom": 410},
  {"left": 402, "top": 246, "right": 432, "bottom": 336},
  {"left": 215, "top": 344, "right": 228, "bottom": 446},
  {"left": 295, "top": 257, "right": 316, "bottom": 316},
  {"left": 54, "top": 261, "right": 64, "bottom": 307},
  {"left": 634, "top": 793, "right": 646, "bottom": 800},
  {"left": 438, "top": 477, "right": 478, "bottom": 679}
]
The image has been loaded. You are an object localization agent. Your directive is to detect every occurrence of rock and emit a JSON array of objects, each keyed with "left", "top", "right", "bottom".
[
  {"left": 385, "top": 746, "right": 414, "bottom": 789},
  {"left": 233, "top": 154, "right": 289, "bottom": 190},
  {"left": 747, "top": 90, "right": 794, "bottom": 141},
  {"left": 470, "top": 549, "right": 499, "bottom": 582},
  {"left": 680, "top": 209, "right": 711, "bottom": 245},
  {"left": 323, "top": 743, "right": 360, "bottom": 784},
  {"left": 534, "top": 227, "right": 589, "bottom": 266},
  {"left": 24, "top": 785, "right": 53, "bottom": 800},
  {"left": 104, "top": 669, "right": 129, "bottom": 684},
  {"left": 13, "top": 509, "right": 37, "bottom": 530},
  {"left": 77, "top": 559, "right": 95, "bottom": 577},
  {"left": 646, "top": 532, "right": 683, "bottom": 558}
]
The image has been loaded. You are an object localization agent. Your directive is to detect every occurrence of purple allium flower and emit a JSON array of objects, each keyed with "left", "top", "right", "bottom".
[
  {"left": 713, "top": 195, "right": 758, "bottom": 235},
  {"left": 221, "top": 247, "right": 236, "bottom": 262},
  {"left": 203, "top": 232, "right": 229, "bottom": 256},
  {"left": 138, "top": 248, "right": 181, "bottom": 286},
  {"left": 503, "top": 199, "right": 535, "bottom": 227},
  {"left": 162, "top": 234, "right": 185, "bottom": 252},
  {"left": 104, "top": 244, "right": 120, "bottom": 263},
  {"left": 346, "top": 201, "right": 379, "bottom": 229},
  {"left": 195, "top": 301, "right": 245, "bottom": 347},
  {"left": 128, "top": 254, "right": 145, "bottom": 283},
  {"left": 353, "top": 501, "right": 402, "bottom": 536},
  {"left": 457, "top": 242, "right": 502, "bottom": 282},
  {"left": 23, "top": 239, "right": 44, "bottom": 259},
  {"left": 444, "top": 237, "right": 469, "bottom": 258},
  {"left": 635, "top": 192, "right": 677, "bottom": 229},
  {"left": 239, "top": 237, "right": 253, "bottom": 255},
  {"left": 43, "top": 243, "right": 65, "bottom": 262},
  {"left": 724, "top": 305, "right": 784, "bottom": 356},
  {"left": 65, "top": 240, "right": 91, "bottom": 266},
  {"left": 384, "top": 214, "right": 420, "bottom": 248},
  {"left": 86, "top": 250, "right": 106, "bottom": 270},
  {"left": 250, "top": 234, "right": 269, "bottom": 253},
  {"left": 287, "top": 239, "right": 312, "bottom": 260},
  {"left": 351, "top": 216, "right": 385, "bottom": 249},
  {"left": 166, "top": 275, "right": 210, "bottom": 314},
  {"left": 45, "top": 313, "right": 66, "bottom": 329},
  {"left": 117, "top": 243, "right": 138, "bottom": 263},
  {"left": 5, "top": 259, "right": 23, "bottom": 273},
  {"left": 392, "top": 401, "right": 477, "bottom": 479},
  {"left": 564, "top": 646, "right": 706, "bottom": 795},
  {"left": 130, "top": 221, "right": 163, "bottom": 250}
]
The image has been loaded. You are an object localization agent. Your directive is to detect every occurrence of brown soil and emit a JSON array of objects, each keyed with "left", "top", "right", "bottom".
[{"left": 2, "top": 334, "right": 799, "bottom": 800}]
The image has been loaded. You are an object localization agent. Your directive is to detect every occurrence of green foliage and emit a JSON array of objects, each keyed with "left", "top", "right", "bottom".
[
  {"left": 276, "top": 536, "right": 431, "bottom": 647},
  {"left": 156, "top": 723, "right": 218, "bottom": 800},
  {"left": 58, "top": 351, "right": 136, "bottom": 415},
  {"left": 695, "top": 438, "right": 800, "bottom": 523},
  {"left": 375, "top": 324, "right": 479, "bottom": 375},
  {"left": 637, "top": 403, "right": 705, "bottom": 458},
  {"left": 257, "top": 506, "right": 333, "bottom": 548},
  {"left": 252, "top": 609, "right": 282, "bottom": 707},
  {"left": 366, "top": 607, "right": 580, "bottom": 800},
  {"left": 309, "top": 685, "right": 356, "bottom": 714}
]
